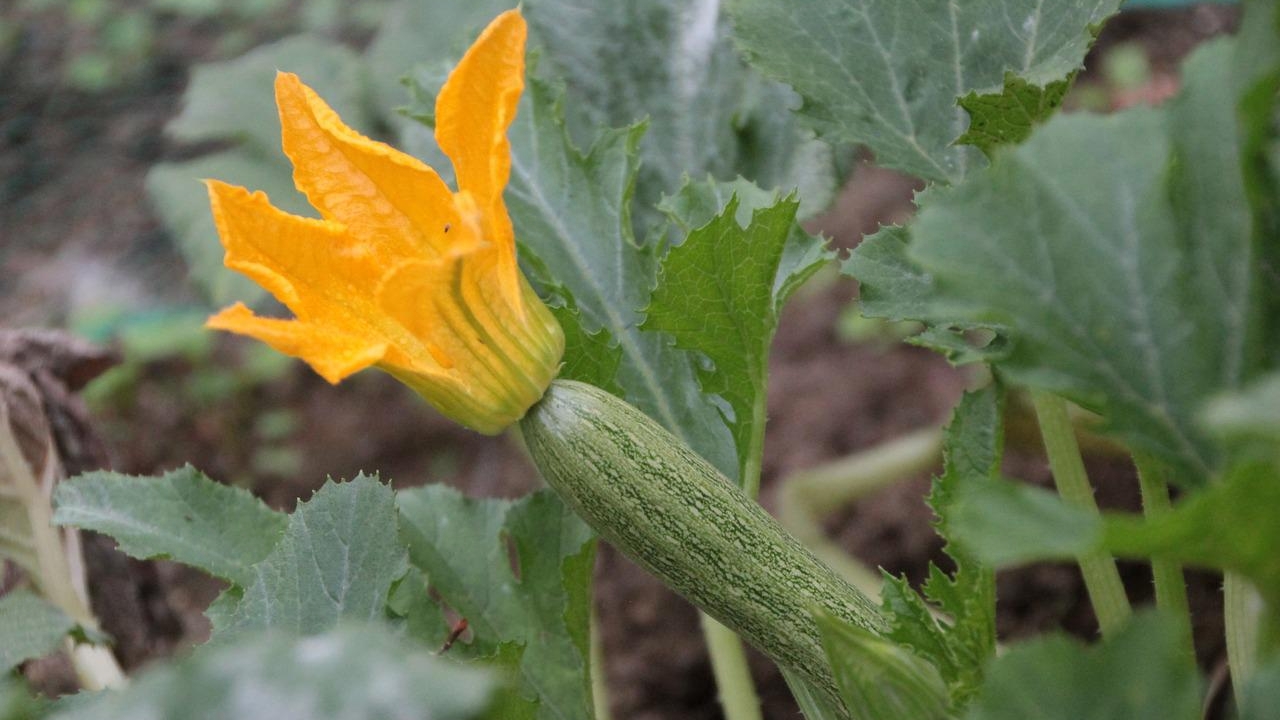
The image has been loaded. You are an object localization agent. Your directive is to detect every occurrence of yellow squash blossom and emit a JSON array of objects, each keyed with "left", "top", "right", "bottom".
[{"left": 205, "top": 9, "right": 563, "bottom": 434}]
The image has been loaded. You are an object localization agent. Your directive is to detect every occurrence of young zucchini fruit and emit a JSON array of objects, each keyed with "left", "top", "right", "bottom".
[{"left": 520, "top": 379, "right": 888, "bottom": 707}]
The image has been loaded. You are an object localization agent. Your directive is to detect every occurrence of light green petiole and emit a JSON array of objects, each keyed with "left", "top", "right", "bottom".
[
  {"left": 1132, "top": 452, "right": 1193, "bottom": 652},
  {"left": 1031, "top": 389, "right": 1132, "bottom": 637}
]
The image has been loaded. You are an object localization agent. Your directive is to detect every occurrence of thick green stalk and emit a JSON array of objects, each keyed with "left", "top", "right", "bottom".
[
  {"left": 702, "top": 615, "right": 765, "bottom": 720},
  {"left": 699, "top": 389, "right": 769, "bottom": 720},
  {"left": 1225, "top": 572, "right": 1262, "bottom": 709},
  {"left": 1031, "top": 390, "right": 1132, "bottom": 637},
  {"left": 1132, "top": 453, "right": 1192, "bottom": 652},
  {"left": 590, "top": 606, "right": 612, "bottom": 720}
]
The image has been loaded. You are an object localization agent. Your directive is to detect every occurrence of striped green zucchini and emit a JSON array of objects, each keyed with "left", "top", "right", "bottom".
[{"left": 520, "top": 379, "right": 888, "bottom": 708}]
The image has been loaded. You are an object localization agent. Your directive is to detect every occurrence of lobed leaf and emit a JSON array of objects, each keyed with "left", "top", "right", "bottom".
[
  {"left": 0, "top": 591, "right": 76, "bottom": 673},
  {"left": 646, "top": 181, "right": 829, "bottom": 482},
  {"left": 501, "top": 77, "right": 739, "bottom": 477},
  {"left": 910, "top": 108, "right": 1217, "bottom": 479},
  {"left": 49, "top": 624, "right": 497, "bottom": 720},
  {"left": 396, "top": 486, "right": 596, "bottom": 720},
  {"left": 52, "top": 466, "right": 286, "bottom": 587},
  {"left": 848, "top": 28, "right": 1275, "bottom": 484},
  {"left": 874, "top": 386, "right": 1000, "bottom": 707},
  {"left": 965, "top": 612, "right": 1200, "bottom": 720},
  {"left": 216, "top": 475, "right": 408, "bottom": 637},
  {"left": 523, "top": 0, "right": 840, "bottom": 226},
  {"left": 726, "top": 0, "right": 1121, "bottom": 184}
]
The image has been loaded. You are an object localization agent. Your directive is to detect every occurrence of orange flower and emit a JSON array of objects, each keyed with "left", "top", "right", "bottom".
[{"left": 205, "top": 10, "right": 563, "bottom": 434}]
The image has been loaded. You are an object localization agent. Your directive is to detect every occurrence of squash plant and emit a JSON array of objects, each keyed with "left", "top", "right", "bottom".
[{"left": 2, "top": 0, "right": 1279, "bottom": 718}]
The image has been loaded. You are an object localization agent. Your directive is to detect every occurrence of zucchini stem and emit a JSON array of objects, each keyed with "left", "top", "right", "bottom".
[
  {"left": 1132, "top": 453, "right": 1193, "bottom": 653},
  {"left": 1030, "top": 390, "right": 1132, "bottom": 637},
  {"left": 1225, "top": 572, "right": 1262, "bottom": 709},
  {"left": 701, "top": 614, "right": 765, "bottom": 720},
  {"left": 700, "top": 389, "right": 769, "bottom": 720}
]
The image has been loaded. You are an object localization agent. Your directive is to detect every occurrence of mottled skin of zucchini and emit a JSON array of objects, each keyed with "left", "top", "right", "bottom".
[{"left": 521, "top": 379, "right": 888, "bottom": 713}]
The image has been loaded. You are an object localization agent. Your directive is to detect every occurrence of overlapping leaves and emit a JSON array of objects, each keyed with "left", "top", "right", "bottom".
[
  {"left": 726, "top": 0, "right": 1122, "bottom": 185},
  {"left": 51, "top": 469, "right": 596, "bottom": 716},
  {"left": 850, "top": 30, "right": 1272, "bottom": 485}
]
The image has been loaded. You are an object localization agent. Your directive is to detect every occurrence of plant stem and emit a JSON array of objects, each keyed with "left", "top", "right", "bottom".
[
  {"left": 1132, "top": 453, "right": 1192, "bottom": 651},
  {"left": 699, "top": 389, "right": 769, "bottom": 720},
  {"left": 1031, "top": 390, "right": 1132, "bottom": 637},
  {"left": 741, "top": 387, "right": 769, "bottom": 501},
  {"left": 1225, "top": 572, "right": 1263, "bottom": 709},
  {"left": 701, "top": 614, "right": 764, "bottom": 720},
  {"left": 589, "top": 605, "right": 612, "bottom": 720},
  {"left": 0, "top": 402, "right": 125, "bottom": 690},
  {"left": 777, "top": 427, "right": 943, "bottom": 595}
]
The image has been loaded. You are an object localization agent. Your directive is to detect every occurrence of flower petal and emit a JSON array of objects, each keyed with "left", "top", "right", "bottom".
[
  {"left": 435, "top": 9, "right": 525, "bottom": 211},
  {"left": 207, "top": 180, "right": 378, "bottom": 316},
  {"left": 275, "top": 72, "right": 473, "bottom": 260},
  {"left": 207, "top": 303, "right": 387, "bottom": 383}
]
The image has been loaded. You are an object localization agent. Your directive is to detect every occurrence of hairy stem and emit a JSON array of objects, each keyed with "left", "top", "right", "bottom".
[
  {"left": 1133, "top": 453, "right": 1192, "bottom": 652},
  {"left": 702, "top": 614, "right": 765, "bottom": 720},
  {"left": 1225, "top": 572, "right": 1263, "bottom": 709},
  {"left": 1031, "top": 390, "right": 1132, "bottom": 637}
]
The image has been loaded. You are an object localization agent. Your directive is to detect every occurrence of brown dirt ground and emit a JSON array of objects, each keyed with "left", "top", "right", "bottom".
[{"left": 2, "top": 4, "right": 1241, "bottom": 718}]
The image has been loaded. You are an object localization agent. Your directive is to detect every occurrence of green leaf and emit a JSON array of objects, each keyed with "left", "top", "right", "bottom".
[
  {"left": 501, "top": 77, "right": 739, "bottom": 477},
  {"left": 49, "top": 624, "right": 497, "bottom": 720},
  {"left": 951, "top": 456, "right": 1280, "bottom": 615},
  {"left": 918, "top": 386, "right": 1000, "bottom": 702},
  {"left": 1241, "top": 657, "right": 1280, "bottom": 720},
  {"left": 52, "top": 466, "right": 286, "bottom": 587},
  {"left": 657, "top": 176, "right": 832, "bottom": 309},
  {"left": 949, "top": 476, "right": 1099, "bottom": 567},
  {"left": 1235, "top": 0, "right": 1280, "bottom": 350},
  {"left": 1104, "top": 461, "right": 1280, "bottom": 611},
  {"left": 216, "top": 475, "right": 407, "bottom": 637},
  {"left": 726, "top": 0, "right": 1121, "bottom": 184},
  {"left": 851, "top": 36, "right": 1266, "bottom": 484},
  {"left": 0, "top": 591, "right": 75, "bottom": 672},
  {"left": 780, "top": 667, "right": 852, "bottom": 720},
  {"left": 907, "top": 106, "right": 1234, "bottom": 482},
  {"left": 965, "top": 612, "right": 1200, "bottom": 720},
  {"left": 0, "top": 678, "right": 45, "bottom": 720},
  {"left": 1166, "top": 38, "right": 1260, "bottom": 390},
  {"left": 956, "top": 73, "right": 1072, "bottom": 156},
  {"left": 865, "top": 387, "right": 1000, "bottom": 708},
  {"left": 815, "top": 611, "right": 949, "bottom": 720},
  {"left": 645, "top": 185, "right": 827, "bottom": 482},
  {"left": 166, "top": 35, "right": 370, "bottom": 153},
  {"left": 841, "top": 227, "right": 1004, "bottom": 364},
  {"left": 396, "top": 486, "right": 596, "bottom": 720},
  {"left": 1202, "top": 371, "right": 1280, "bottom": 460},
  {"left": 523, "top": 0, "right": 839, "bottom": 224}
]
